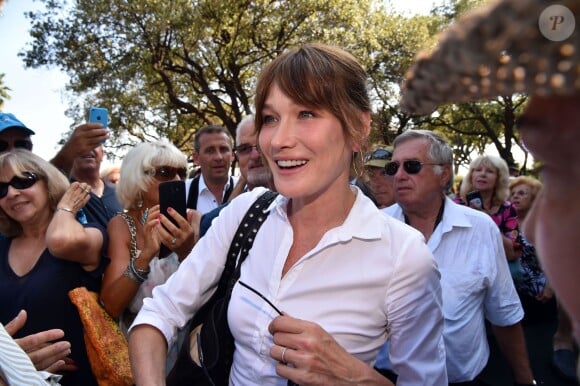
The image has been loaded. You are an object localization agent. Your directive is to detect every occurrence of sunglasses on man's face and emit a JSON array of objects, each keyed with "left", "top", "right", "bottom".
[
  {"left": 149, "top": 166, "right": 187, "bottom": 181},
  {"left": 364, "top": 148, "right": 392, "bottom": 163},
  {"left": 0, "top": 140, "right": 33, "bottom": 153},
  {"left": 384, "top": 160, "right": 443, "bottom": 176},
  {"left": 0, "top": 172, "right": 39, "bottom": 199}
]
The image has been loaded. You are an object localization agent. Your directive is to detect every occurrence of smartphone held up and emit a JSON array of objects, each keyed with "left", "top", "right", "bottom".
[
  {"left": 158, "top": 180, "right": 187, "bottom": 258},
  {"left": 466, "top": 190, "right": 484, "bottom": 210},
  {"left": 88, "top": 106, "right": 109, "bottom": 144}
]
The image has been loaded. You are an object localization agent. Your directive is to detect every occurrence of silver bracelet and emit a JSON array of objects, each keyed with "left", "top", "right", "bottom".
[
  {"left": 131, "top": 258, "right": 150, "bottom": 277},
  {"left": 129, "top": 259, "right": 151, "bottom": 281},
  {"left": 123, "top": 264, "right": 144, "bottom": 284},
  {"left": 56, "top": 207, "right": 75, "bottom": 215}
]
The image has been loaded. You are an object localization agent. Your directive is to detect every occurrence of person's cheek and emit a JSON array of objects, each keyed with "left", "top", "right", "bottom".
[{"left": 528, "top": 189, "right": 580, "bottom": 342}]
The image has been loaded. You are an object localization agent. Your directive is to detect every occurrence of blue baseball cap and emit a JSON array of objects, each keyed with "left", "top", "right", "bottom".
[{"left": 0, "top": 113, "right": 36, "bottom": 136}]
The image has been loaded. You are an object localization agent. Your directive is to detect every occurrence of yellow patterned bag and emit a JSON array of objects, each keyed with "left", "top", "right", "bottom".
[{"left": 68, "top": 287, "right": 133, "bottom": 386}]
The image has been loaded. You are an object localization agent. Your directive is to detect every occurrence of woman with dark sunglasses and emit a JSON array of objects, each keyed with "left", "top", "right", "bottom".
[
  {"left": 129, "top": 44, "right": 446, "bottom": 385},
  {"left": 100, "top": 141, "right": 199, "bottom": 369},
  {"left": 0, "top": 149, "right": 107, "bottom": 386}
]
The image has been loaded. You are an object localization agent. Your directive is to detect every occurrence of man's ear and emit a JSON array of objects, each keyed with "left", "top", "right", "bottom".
[
  {"left": 441, "top": 164, "right": 452, "bottom": 188},
  {"left": 192, "top": 151, "right": 199, "bottom": 164}
]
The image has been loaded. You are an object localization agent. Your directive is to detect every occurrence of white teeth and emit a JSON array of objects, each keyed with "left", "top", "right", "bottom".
[{"left": 277, "top": 160, "right": 307, "bottom": 168}]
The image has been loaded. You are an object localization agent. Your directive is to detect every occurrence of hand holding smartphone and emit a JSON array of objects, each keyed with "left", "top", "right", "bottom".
[
  {"left": 158, "top": 180, "right": 187, "bottom": 258},
  {"left": 88, "top": 107, "right": 108, "bottom": 144},
  {"left": 466, "top": 190, "right": 484, "bottom": 210}
]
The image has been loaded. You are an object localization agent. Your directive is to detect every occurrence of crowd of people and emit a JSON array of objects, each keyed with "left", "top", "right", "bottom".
[{"left": 0, "top": 0, "right": 579, "bottom": 385}]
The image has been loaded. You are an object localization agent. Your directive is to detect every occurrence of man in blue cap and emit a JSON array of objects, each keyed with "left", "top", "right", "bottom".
[
  {"left": 0, "top": 112, "right": 108, "bottom": 175},
  {"left": 0, "top": 113, "right": 34, "bottom": 153}
]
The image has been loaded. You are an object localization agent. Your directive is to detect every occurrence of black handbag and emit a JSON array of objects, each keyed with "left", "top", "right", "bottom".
[{"left": 167, "top": 190, "right": 278, "bottom": 386}]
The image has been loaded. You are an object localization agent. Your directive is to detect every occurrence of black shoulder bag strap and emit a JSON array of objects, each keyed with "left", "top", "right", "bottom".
[
  {"left": 186, "top": 176, "right": 200, "bottom": 209},
  {"left": 215, "top": 189, "right": 278, "bottom": 300},
  {"left": 200, "top": 190, "right": 277, "bottom": 383},
  {"left": 222, "top": 176, "right": 234, "bottom": 204},
  {"left": 167, "top": 190, "right": 278, "bottom": 386}
]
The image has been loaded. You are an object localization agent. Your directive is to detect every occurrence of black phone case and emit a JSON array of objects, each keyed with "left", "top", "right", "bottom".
[
  {"left": 158, "top": 180, "right": 187, "bottom": 258},
  {"left": 466, "top": 190, "right": 484, "bottom": 209}
]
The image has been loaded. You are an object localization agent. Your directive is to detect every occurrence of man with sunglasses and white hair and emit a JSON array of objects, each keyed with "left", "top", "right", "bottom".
[{"left": 378, "top": 129, "right": 535, "bottom": 385}]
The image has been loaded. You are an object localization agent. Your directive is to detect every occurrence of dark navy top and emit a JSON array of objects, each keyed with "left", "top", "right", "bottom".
[
  {"left": 74, "top": 179, "right": 122, "bottom": 229},
  {"left": 0, "top": 223, "right": 108, "bottom": 386}
]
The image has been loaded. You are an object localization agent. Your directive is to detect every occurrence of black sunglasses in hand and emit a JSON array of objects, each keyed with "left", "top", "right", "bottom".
[
  {"left": 238, "top": 281, "right": 299, "bottom": 386},
  {"left": 384, "top": 160, "right": 443, "bottom": 176},
  {"left": 238, "top": 281, "right": 282, "bottom": 316}
]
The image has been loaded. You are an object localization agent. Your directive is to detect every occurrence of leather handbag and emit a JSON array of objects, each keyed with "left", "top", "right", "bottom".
[{"left": 166, "top": 190, "right": 277, "bottom": 386}]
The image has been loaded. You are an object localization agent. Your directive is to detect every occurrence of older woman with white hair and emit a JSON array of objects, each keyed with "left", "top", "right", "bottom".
[{"left": 100, "top": 142, "right": 199, "bottom": 347}]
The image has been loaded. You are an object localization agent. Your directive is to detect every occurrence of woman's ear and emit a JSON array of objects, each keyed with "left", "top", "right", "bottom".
[
  {"left": 351, "top": 111, "right": 372, "bottom": 152},
  {"left": 361, "top": 111, "right": 371, "bottom": 137}
]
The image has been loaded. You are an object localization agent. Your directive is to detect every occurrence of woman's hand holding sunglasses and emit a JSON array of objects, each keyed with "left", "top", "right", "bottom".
[{"left": 268, "top": 315, "right": 376, "bottom": 386}]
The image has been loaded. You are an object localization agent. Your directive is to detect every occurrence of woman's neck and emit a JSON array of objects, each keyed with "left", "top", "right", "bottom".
[
  {"left": 282, "top": 183, "right": 356, "bottom": 278},
  {"left": 288, "top": 184, "right": 356, "bottom": 231}
]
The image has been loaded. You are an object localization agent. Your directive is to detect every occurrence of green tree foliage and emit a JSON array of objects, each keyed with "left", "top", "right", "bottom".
[
  {"left": 22, "top": 0, "right": 525, "bottom": 170},
  {"left": 416, "top": 95, "right": 529, "bottom": 171},
  {"left": 0, "top": 73, "right": 10, "bottom": 109},
  {"left": 429, "top": 0, "right": 486, "bottom": 34},
  {"left": 408, "top": 0, "right": 531, "bottom": 172},
  {"left": 361, "top": 11, "right": 436, "bottom": 145},
  {"left": 22, "top": 0, "right": 434, "bottom": 158}
]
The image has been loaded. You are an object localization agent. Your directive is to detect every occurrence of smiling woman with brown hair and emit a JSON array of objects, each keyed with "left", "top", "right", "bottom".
[{"left": 128, "top": 43, "right": 446, "bottom": 386}]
